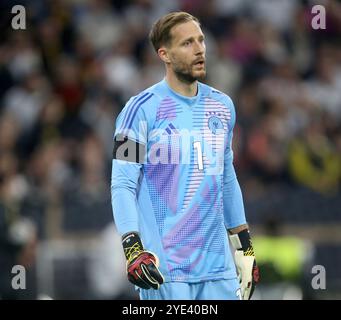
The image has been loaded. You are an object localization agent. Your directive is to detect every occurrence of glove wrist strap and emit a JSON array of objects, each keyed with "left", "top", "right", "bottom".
[
  {"left": 229, "top": 229, "right": 255, "bottom": 256},
  {"left": 122, "top": 232, "right": 144, "bottom": 262}
]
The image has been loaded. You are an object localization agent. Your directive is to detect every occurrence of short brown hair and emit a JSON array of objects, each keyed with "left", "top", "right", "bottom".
[{"left": 149, "top": 11, "right": 200, "bottom": 52}]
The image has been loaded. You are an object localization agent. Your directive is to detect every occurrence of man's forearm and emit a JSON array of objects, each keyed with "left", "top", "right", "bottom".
[
  {"left": 228, "top": 223, "right": 249, "bottom": 234},
  {"left": 111, "top": 159, "right": 142, "bottom": 236}
]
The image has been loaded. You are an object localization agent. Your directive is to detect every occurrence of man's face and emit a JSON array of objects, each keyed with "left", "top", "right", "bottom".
[{"left": 165, "top": 20, "right": 206, "bottom": 83}]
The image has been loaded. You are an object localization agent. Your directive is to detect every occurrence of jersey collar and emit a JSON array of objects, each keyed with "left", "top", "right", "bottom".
[{"left": 161, "top": 78, "right": 202, "bottom": 107}]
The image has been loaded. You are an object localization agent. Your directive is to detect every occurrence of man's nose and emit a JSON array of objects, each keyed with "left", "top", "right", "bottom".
[{"left": 194, "top": 41, "right": 205, "bottom": 55}]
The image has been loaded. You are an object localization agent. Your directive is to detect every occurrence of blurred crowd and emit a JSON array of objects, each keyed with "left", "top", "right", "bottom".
[{"left": 0, "top": 0, "right": 340, "bottom": 299}]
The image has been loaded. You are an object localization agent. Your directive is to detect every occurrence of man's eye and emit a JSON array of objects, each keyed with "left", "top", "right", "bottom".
[{"left": 183, "top": 41, "right": 190, "bottom": 46}]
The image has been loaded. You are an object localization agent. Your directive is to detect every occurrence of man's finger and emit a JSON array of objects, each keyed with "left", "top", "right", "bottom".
[{"left": 145, "top": 261, "right": 164, "bottom": 284}]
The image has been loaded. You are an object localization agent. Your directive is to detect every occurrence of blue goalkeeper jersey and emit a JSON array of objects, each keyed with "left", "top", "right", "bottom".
[{"left": 111, "top": 78, "right": 247, "bottom": 283}]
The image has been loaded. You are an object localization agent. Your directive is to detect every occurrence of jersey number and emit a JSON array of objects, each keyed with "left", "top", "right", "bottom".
[{"left": 193, "top": 141, "right": 204, "bottom": 170}]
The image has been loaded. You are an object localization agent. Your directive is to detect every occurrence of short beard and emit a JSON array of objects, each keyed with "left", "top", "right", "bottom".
[{"left": 172, "top": 62, "right": 206, "bottom": 85}]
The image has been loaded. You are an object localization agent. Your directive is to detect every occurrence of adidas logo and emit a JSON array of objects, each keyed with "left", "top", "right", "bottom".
[{"left": 163, "top": 123, "right": 179, "bottom": 135}]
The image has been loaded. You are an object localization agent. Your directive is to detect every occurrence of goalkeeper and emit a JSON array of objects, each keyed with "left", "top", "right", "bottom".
[{"left": 111, "top": 11, "right": 259, "bottom": 300}]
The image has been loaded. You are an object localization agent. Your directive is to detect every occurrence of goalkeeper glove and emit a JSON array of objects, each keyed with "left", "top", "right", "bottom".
[
  {"left": 122, "top": 232, "right": 164, "bottom": 290},
  {"left": 229, "top": 229, "right": 260, "bottom": 300}
]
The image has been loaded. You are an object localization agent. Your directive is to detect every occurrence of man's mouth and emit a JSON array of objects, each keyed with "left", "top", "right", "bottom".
[{"left": 193, "top": 59, "right": 205, "bottom": 67}]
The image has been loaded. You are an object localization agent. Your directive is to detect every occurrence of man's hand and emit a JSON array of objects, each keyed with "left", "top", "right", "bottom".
[
  {"left": 122, "top": 232, "right": 164, "bottom": 290},
  {"left": 234, "top": 250, "right": 259, "bottom": 299},
  {"left": 229, "top": 229, "right": 260, "bottom": 300}
]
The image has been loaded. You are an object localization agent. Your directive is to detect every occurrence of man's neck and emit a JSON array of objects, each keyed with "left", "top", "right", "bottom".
[{"left": 165, "top": 72, "right": 198, "bottom": 97}]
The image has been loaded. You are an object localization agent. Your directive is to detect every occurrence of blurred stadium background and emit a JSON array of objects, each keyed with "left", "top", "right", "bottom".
[{"left": 0, "top": 0, "right": 340, "bottom": 300}]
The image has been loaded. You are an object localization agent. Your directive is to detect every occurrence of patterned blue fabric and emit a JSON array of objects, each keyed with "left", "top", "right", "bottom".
[{"left": 111, "top": 79, "right": 246, "bottom": 282}]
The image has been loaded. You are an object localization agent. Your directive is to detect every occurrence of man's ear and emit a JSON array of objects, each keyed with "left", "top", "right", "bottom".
[{"left": 158, "top": 47, "right": 171, "bottom": 64}]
